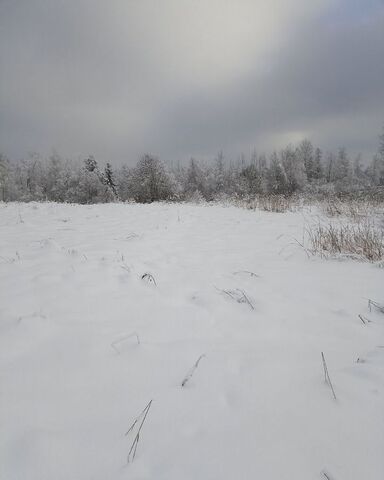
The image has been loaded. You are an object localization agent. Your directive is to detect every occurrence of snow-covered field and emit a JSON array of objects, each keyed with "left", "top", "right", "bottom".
[{"left": 0, "top": 201, "right": 383, "bottom": 480}]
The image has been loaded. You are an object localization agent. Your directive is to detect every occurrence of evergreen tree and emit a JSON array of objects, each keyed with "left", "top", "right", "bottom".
[
  {"left": 84, "top": 155, "right": 98, "bottom": 172},
  {"left": 104, "top": 163, "right": 118, "bottom": 198}
]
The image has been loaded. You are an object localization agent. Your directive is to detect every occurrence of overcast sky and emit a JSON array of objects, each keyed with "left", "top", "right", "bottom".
[{"left": 1, "top": 0, "right": 383, "bottom": 165}]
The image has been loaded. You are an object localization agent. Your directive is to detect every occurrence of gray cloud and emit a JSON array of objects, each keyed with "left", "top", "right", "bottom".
[
  {"left": 153, "top": 10, "right": 384, "bottom": 159},
  {"left": 0, "top": 0, "right": 383, "bottom": 164}
]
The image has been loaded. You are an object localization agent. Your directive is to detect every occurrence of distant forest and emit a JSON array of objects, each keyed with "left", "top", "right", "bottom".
[{"left": 1, "top": 131, "right": 384, "bottom": 203}]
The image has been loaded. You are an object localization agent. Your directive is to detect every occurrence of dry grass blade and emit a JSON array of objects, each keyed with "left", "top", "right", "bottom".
[
  {"left": 216, "top": 287, "right": 255, "bottom": 310},
  {"left": 141, "top": 273, "right": 157, "bottom": 286},
  {"left": 125, "top": 400, "right": 153, "bottom": 463},
  {"left": 233, "top": 270, "right": 260, "bottom": 278},
  {"left": 368, "top": 299, "right": 384, "bottom": 314},
  {"left": 291, "top": 237, "right": 311, "bottom": 259},
  {"left": 111, "top": 332, "right": 140, "bottom": 354},
  {"left": 321, "top": 469, "right": 336, "bottom": 480},
  {"left": 321, "top": 352, "right": 337, "bottom": 400},
  {"left": 125, "top": 232, "right": 139, "bottom": 240},
  {"left": 358, "top": 314, "right": 366, "bottom": 325},
  {"left": 238, "top": 289, "right": 255, "bottom": 310},
  {"left": 358, "top": 314, "right": 372, "bottom": 325},
  {"left": 181, "top": 354, "right": 205, "bottom": 387}
]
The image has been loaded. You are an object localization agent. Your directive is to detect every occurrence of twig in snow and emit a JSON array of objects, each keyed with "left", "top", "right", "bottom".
[
  {"left": 368, "top": 299, "right": 384, "bottom": 314},
  {"left": 0, "top": 255, "right": 15, "bottom": 264},
  {"left": 233, "top": 270, "right": 260, "bottom": 278},
  {"left": 238, "top": 289, "right": 254, "bottom": 310},
  {"left": 321, "top": 469, "right": 336, "bottom": 480},
  {"left": 125, "top": 400, "right": 152, "bottom": 463},
  {"left": 125, "top": 232, "right": 139, "bottom": 240},
  {"left": 141, "top": 273, "right": 157, "bottom": 286},
  {"left": 111, "top": 332, "right": 140, "bottom": 354},
  {"left": 240, "top": 290, "right": 254, "bottom": 310},
  {"left": 358, "top": 314, "right": 372, "bottom": 324},
  {"left": 181, "top": 354, "right": 205, "bottom": 387},
  {"left": 358, "top": 314, "right": 366, "bottom": 324},
  {"left": 216, "top": 287, "right": 254, "bottom": 310},
  {"left": 321, "top": 352, "right": 337, "bottom": 400}
]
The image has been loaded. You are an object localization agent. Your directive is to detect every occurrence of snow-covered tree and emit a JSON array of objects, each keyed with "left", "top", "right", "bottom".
[
  {"left": 313, "top": 147, "right": 324, "bottom": 181},
  {"left": 379, "top": 126, "right": 384, "bottom": 160},
  {"left": 39, "top": 152, "right": 66, "bottom": 201},
  {"left": 129, "top": 154, "right": 173, "bottom": 203},
  {"left": 212, "top": 151, "right": 226, "bottom": 196},
  {"left": 334, "top": 148, "right": 351, "bottom": 181},
  {"left": 366, "top": 127, "right": 384, "bottom": 186},
  {"left": 104, "top": 163, "right": 118, "bottom": 198},
  {"left": 73, "top": 157, "right": 106, "bottom": 203},
  {"left": 116, "top": 164, "right": 133, "bottom": 201},
  {"left": 366, "top": 154, "right": 384, "bottom": 186},
  {"left": 184, "top": 158, "right": 208, "bottom": 199},
  {"left": 0, "top": 153, "right": 10, "bottom": 201},
  {"left": 352, "top": 154, "right": 368, "bottom": 185},
  {"left": 324, "top": 152, "right": 336, "bottom": 183},
  {"left": 268, "top": 152, "right": 288, "bottom": 194},
  {"left": 84, "top": 155, "right": 98, "bottom": 173},
  {"left": 297, "top": 139, "right": 315, "bottom": 181},
  {"left": 281, "top": 146, "right": 307, "bottom": 193}
]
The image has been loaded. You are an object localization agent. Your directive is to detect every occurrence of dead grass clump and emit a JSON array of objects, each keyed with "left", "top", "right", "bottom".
[
  {"left": 259, "top": 195, "right": 293, "bottom": 213},
  {"left": 244, "top": 195, "right": 297, "bottom": 213},
  {"left": 320, "top": 196, "right": 383, "bottom": 222},
  {"left": 306, "top": 221, "right": 384, "bottom": 262},
  {"left": 321, "top": 199, "right": 368, "bottom": 220},
  {"left": 322, "top": 199, "right": 343, "bottom": 217}
]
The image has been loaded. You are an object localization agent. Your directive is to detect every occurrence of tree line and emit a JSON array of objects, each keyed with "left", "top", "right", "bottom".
[{"left": 1, "top": 133, "right": 384, "bottom": 204}]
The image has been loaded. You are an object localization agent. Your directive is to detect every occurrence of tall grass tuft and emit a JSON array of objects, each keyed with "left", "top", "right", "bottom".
[{"left": 306, "top": 221, "right": 384, "bottom": 262}]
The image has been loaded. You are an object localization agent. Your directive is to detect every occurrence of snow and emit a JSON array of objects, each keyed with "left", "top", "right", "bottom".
[{"left": 0, "top": 201, "right": 383, "bottom": 480}]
